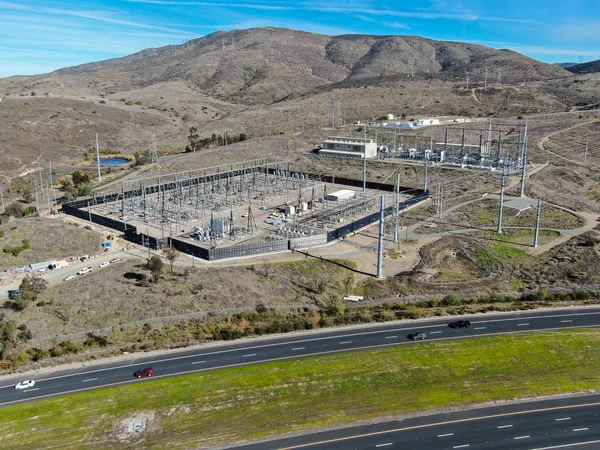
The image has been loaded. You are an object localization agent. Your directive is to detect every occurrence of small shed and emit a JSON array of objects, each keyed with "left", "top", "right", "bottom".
[{"left": 325, "top": 189, "right": 356, "bottom": 202}]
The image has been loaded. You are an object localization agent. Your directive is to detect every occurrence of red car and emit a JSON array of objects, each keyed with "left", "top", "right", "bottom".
[{"left": 134, "top": 368, "right": 153, "bottom": 378}]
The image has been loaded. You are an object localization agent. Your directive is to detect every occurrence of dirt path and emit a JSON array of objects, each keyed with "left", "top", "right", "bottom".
[
  {"left": 536, "top": 119, "right": 600, "bottom": 165},
  {"left": 471, "top": 88, "right": 482, "bottom": 104}
]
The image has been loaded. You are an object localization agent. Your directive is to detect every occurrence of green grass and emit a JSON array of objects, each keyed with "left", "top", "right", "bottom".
[
  {"left": 489, "top": 243, "right": 529, "bottom": 263},
  {"left": 3, "top": 331, "right": 600, "bottom": 449}
]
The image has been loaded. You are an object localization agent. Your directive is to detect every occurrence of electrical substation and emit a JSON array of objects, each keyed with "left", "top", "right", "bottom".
[
  {"left": 63, "top": 159, "right": 429, "bottom": 261},
  {"left": 369, "top": 121, "right": 528, "bottom": 173}
]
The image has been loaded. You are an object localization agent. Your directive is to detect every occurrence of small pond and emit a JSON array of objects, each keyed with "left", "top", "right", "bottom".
[{"left": 93, "top": 157, "right": 130, "bottom": 166}]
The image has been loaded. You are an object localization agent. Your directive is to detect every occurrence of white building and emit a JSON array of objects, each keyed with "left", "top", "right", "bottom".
[
  {"left": 320, "top": 136, "right": 378, "bottom": 159},
  {"left": 325, "top": 189, "right": 356, "bottom": 202},
  {"left": 416, "top": 118, "right": 441, "bottom": 126}
]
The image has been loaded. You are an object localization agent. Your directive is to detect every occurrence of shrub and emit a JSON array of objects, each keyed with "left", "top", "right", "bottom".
[{"left": 441, "top": 294, "right": 462, "bottom": 306}]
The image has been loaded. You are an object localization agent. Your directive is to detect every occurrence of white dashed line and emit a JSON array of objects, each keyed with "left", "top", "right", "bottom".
[
  {"left": 530, "top": 439, "right": 600, "bottom": 450},
  {"left": 453, "top": 445, "right": 470, "bottom": 449},
  {"left": 474, "top": 327, "right": 486, "bottom": 330},
  {"left": 375, "top": 443, "right": 393, "bottom": 448},
  {"left": 438, "top": 433, "right": 454, "bottom": 437},
  {"left": 430, "top": 331, "right": 442, "bottom": 334},
  {"left": 339, "top": 341, "right": 352, "bottom": 345},
  {"left": 292, "top": 347, "right": 305, "bottom": 351},
  {"left": 518, "top": 323, "right": 530, "bottom": 326},
  {"left": 555, "top": 417, "right": 571, "bottom": 421},
  {"left": 26, "top": 388, "right": 39, "bottom": 392},
  {"left": 560, "top": 320, "right": 573, "bottom": 323},
  {"left": 514, "top": 435, "right": 530, "bottom": 440},
  {"left": 242, "top": 354, "right": 256, "bottom": 358},
  {"left": 82, "top": 378, "right": 98, "bottom": 382},
  {"left": 573, "top": 428, "right": 589, "bottom": 432},
  {"left": 497, "top": 425, "right": 513, "bottom": 429},
  {"left": 385, "top": 336, "right": 397, "bottom": 339},
  {"left": 192, "top": 361, "right": 206, "bottom": 364}
]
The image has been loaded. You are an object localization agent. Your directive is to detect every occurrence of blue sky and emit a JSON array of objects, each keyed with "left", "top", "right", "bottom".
[{"left": 1, "top": 0, "right": 599, "bottom": 78}]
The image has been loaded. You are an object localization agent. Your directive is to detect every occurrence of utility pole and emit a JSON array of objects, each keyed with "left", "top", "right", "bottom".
[
  {"left": 519, "top": 122, "right": 528, "bottom": 197},
  {"left": 34, "top": 184, "right": 39, "bottom": 213},
  {"left": 466, "top": 73, "right": 469, "bottom": 90},
  {"left": 376, "top": 195, "right": 385, "bottom": 279},
  {"left": 95, "top": 133, "right": 101, "bottom": 182},
  {"left": 533, "top": 197, "right": 542, "bottom": 248},
  {"left": 363, "top": 127, "right": 367, "bottom": 192},
  {"left": 332, "top": 94, "right": 336, "bottom": 129},
  {"left": 497, "top": 162, "right": 507, "bottom": 234},
  {"left": 439, "top": 186, "right": 444, "bottom": 219},
  {"left": 584, "top": 136, "right": 589, "bottom": 163},
  {"left": 0, "top": 187, "right": 4, "bottom": 214},
  {"left": 423, "top": 154, "right": 429, "bottom": 192},
  {"left": 394, "top": 173, "right": 400, "bottom": 244}
]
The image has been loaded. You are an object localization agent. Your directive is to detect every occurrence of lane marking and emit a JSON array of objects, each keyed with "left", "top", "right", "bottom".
[
  {"left": 4, "top": 326, "right": 600, "bottom": 404},
  {"left": 518, "top": 323, "right": 530, "bottom": 326},
  {"left": 1, "top": 310, "right": 597, "bottom": 389},
  {"left": 453, "top": 445, "right": 470, "bottom": 449},
  {"left": 81, "top": 378, "right": 98, "bottom": 383},
  {"left": 555, "top": 417, "right": 571, "bottom": 421},
  {"left": 375, "top": 444, "right": 392, "bottom": 447},
  {"left": 497, "top": 425, "right": 513, "bottom": 428},
  {"left": 339, "top": 341, "right": 352, "bottom": 345},
  {"left": 430, "top": 331, "right": 442, "bottom": 334},
  {"left": 438, "top": 432, "right": 454, "bottom": 437},
  {"left": 514, "top": 435, "right": 530, "bottom": 439},
  {"left": 274, "top": 400, "right": 600, "bottom": 449},
  {"left": 530, "top": 439, "right": 600, "bottom": 449},
  {"left": 474, "top": 327, "right": 486, "bottom": 330},
  {"left": 573, "top": 428, "right": 589, "bottom": 432},
  {"left": 561, "top": 320, "right": 573, "bottom": 323},
  {"left": 385, "top": 336, "right": 397, "bottom": 339},
  {"left": 242, "top": 354, "right": 256, "bottom": 358},
  {"left": 191, "top": 361, "right": 206, "bottom": 365},
  {"left": 292, "top": 347, "right": 305, "bottom": 351},
  {"left": 26, "top": 388, "right": 39, "bottom": 392}
]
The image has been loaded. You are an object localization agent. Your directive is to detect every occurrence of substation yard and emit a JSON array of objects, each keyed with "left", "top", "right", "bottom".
[{"left": 88, "top": 159, "right": 414, "bottom": 256}]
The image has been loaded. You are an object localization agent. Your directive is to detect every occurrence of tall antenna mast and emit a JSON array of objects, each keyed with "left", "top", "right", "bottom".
[
  {"left": 484, "top": 66, "right": 488, "bottom": 89},
  {"left": 95, "top": 133, "right": 101, "bottom": 181}
]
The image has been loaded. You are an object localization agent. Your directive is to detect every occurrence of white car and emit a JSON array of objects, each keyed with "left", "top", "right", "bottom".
[
  {"left": 63, "top": 275, "right": 75, "bottom": 281},
  {"left": 99, "top": 262, "right": 110, "bottom": 268},
  {"left": 77, "top": 267, "right": 92, "bottom": 275},
  {"left": 14, "top": 380, "right": 36, "bottom": 390}
]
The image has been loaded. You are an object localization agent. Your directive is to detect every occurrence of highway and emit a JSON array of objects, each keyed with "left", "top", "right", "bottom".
[
  {"left": 235, "top": 394, "right": 600, "bottom": 449},
  {"left": 1, "top": 307, "right": 599, "bottom": 408}
]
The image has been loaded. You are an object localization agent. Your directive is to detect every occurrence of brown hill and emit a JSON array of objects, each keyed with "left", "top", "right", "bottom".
[
  {"left": 566, "top": 59, "right": 600, "bottom": 74},
  {"left": 0, "top": 28, "right": 570, "bottom": 106}
]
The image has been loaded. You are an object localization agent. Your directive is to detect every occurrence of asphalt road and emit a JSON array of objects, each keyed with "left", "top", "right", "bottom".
[
  {"left": 234, "top": 394, "right": 600, "bottom": 449},
  {"left": 1, "top": 307, "right": 599, "bottom": 408}
]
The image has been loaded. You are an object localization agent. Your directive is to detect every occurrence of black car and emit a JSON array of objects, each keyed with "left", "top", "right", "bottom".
[
  {"left": 448, "top": 320, "right": 471, "bottom": 329},
  {"left": 407, "top": 332, "right": 426, "bottom": 340}
]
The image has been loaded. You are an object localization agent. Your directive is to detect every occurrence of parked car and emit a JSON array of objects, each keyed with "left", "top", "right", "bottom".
[
  {"left": 8, "top": 290, "right": 22, "bottom": 299},
  {"left": 109, "top": 258, "right": 120, "bottom": 264},
  {"left": 14, "top": 380, "right": 36, "bottom": 390},
  {"left": 448, "top": 320, "right": 471, "bottom": 329},
  {"left": 99, "top": 262, "right": 110, "bottom": 268},
  {"left": 63, "top": 275, "right": 75, "bottom": 282},
  {"left": 77, "top": 267, "right": 93, "bottom": 275},
  {"left": 134, "top": 368, "right": 154, "bottom": 378},
  {"left": 407, "top": 332, "right": 426, "bottom": 341}
]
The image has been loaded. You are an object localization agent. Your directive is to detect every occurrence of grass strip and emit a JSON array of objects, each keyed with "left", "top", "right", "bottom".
[{"left": 2, "top": 330, "right": 600, "bottom": 449}]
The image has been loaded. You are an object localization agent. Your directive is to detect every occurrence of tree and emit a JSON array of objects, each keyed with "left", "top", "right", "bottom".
[
  {"left": 163, "top": 247, "right": 180, "bottom": 273},
  {"left": 20, "top": 185, "right": 33, "bottom": 202},
  {"left": 186, "top": 126, "right": 201, "bottom": 152},
  {"left": 587, "top": 183, "right": 600, "bottom": 213},
  {"left": 5, "top": 202, "right": 25, "bottom": 217},
  {"left": 147, "top": 255, "right": 164, "bottom": 282},
  {"left": 13, "top": 274, "right": 48, "bottom": 310}
]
